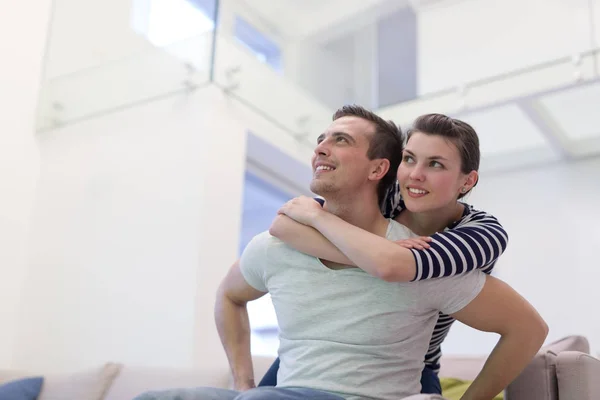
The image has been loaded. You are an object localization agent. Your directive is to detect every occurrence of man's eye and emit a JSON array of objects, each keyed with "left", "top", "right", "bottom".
[{"left": 336, "top": 137, "right": 347, "bottom": 142}]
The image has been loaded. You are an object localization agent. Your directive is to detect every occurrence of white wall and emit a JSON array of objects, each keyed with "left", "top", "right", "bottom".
[
  {"left": 285, "top": 40, "right": 354, "bottom": 110},
  {"left": 442, "top": 157, "right": 600, "bottom": 356},
  {"left": 12, "top": 86, "right": 246, "bottom": 372},
  {"left": 417, "top": 0, "right": 600, "bottom": 95},
  {"left": 0, "top": 0, "right": 52, "bottom": 368},
  {"left": 46, "top": 0, "right": 156, "bottom": 79},
  {"left": 39, "top": 0, "right": 326, "bottom": 160}
]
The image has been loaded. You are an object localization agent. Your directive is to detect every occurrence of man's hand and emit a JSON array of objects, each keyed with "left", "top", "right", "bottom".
[
  {"left": 278, "top": 196, "right": 324, "bottom": 226},
  {"left": 395, "top": 237, "right": 432, "bottom": 250}
]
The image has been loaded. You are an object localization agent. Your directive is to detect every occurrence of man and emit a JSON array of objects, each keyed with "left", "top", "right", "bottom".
[{"left": 135, "top": 106, "right": 547, "bottom": 400}]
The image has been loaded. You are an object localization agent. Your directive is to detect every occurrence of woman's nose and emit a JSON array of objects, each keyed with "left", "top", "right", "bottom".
[{"left": 409, "top": 165, "right": 425, "bottom": 181}]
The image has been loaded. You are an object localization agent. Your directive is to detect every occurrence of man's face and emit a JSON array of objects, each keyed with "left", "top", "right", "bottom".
[{"left": 310, "top": 116, "right": 377, "bottom": 197}]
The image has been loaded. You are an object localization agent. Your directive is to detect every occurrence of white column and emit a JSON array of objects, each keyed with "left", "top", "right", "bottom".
[
  {"left": 192, "top": 88, "right": 247, "bottom": 370},
  {"left": 0, "top": 0, "right": 52, "bottom": 368},
  {"left": 13, "top": 86, "right": 246, "bottom": 372}
]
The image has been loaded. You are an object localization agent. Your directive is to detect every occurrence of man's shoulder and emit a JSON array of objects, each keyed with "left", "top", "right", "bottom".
[
  {"left": 244, "top": 230, "right": 295, "bottom": 259},
  {"left": 245, "top": 231, "right": 284, "bottom": 252},
  {"left": 386, "top": 219, "right": 418, "bottom": 241},
  {"left": 240, "top": 231, "right": 282, "bottom": 274},
  {"left": 419, "top": 269, "right": 487, "bottom": 290}
]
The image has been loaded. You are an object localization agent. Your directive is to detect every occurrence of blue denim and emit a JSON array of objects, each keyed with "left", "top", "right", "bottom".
[
  {"left": 419, "top": 364, "right": 442, "bottom": 394},
  {"left": 258, "top": 357, "right": 442, "bottom": 395},
  {"left": 133, "top": 386, "right": 345, "bottom": 400}
]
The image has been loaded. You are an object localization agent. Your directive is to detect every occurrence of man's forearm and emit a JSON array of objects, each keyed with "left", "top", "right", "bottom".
[
  {"left": 462, "top": 326, "right": 547, "bottom": 399},
  {"left": 214, "top": 289, "right": 255, "bottom": 390}
]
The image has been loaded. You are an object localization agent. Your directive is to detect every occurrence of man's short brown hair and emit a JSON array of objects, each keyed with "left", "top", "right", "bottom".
[{"left": 332, "top": 105, "right": 404, "bottom": 203}]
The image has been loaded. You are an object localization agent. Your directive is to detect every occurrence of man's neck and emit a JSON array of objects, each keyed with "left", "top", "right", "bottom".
[{"left": 322, "top": 192, "right": 388, "bottom": 235}]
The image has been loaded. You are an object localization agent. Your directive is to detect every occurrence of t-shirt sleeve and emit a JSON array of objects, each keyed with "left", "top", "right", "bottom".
[
  {"left": 239, "top": 232, "right": 271, "bottom": 293},
  {"left": 421, "top": 270, "right": 487, "bottom": 315}
]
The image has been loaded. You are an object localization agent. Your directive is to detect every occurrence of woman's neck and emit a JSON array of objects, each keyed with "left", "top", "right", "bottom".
[{"left": 397, "top": 202, "right": 465, "bottom": 236}]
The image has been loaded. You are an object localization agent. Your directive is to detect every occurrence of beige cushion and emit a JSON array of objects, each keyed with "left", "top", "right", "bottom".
[
  {"left": 505, "top": 335, "right": 589, "bottom": 400},
  {"left": 0, "top": 369, "right": 32, "bottom": 385},
  {"left": 505, "top": 350, "right": 557, "bottom": 400},
  {"left": 556, "top": 351, "right": 600, "bottom": 400},
  {"left": 38, "top": 362, "right": 122, "bottom": 400},
  {"left": 103, "top": 365, "right": 231, "bottom": 400},
  {"left": 542, "top": 335, "right": 589, "bottom": 354},
  {"left": 105, "top": 356, "right": 277, "bottom": 400}
]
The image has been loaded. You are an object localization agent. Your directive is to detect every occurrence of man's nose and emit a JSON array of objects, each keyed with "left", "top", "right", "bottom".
[{"left": 314, "top": 140, "right": 331, "bottom": 157}]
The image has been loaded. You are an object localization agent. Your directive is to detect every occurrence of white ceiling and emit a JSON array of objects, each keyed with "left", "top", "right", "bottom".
[
  {"left": 237, "top": 0, "right": 409, "bottom": 40},
  {"left": 376, "top": 53, "right": 600, "bottom": 174},
  {"left": 539, "top": 82, "right": 600, "bottom": 141},
  {"left": 457, "top": 105, "right": 552, "bottom": 156}
]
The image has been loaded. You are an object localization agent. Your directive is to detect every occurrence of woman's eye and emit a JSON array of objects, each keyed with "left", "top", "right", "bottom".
[
  {"left": 431, "top": 161, "right": 444, "bottom": 168},
  {"left": 403, "top": 155, "right": 415, "bottom": 163}
]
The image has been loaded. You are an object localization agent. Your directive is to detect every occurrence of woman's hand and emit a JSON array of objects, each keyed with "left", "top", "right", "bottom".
[
  {"left": 394, "top": 237, "right": 432, "bottom": 250},
  {"left": 277, "top": 196, "right": 324, "bottom": 226}
]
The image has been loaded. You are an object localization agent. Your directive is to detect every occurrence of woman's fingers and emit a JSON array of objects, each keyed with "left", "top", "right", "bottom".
[{"left": 394, "top": 237, "right": 432, "bottom": 250}]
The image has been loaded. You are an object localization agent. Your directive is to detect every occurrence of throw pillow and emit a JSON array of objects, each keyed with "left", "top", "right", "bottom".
[
  {"left": 0, "top": 376, "right": 44, "bottom": 400},
  {"left": 440, "top": 377, "right": 504, "bottom": 400}
]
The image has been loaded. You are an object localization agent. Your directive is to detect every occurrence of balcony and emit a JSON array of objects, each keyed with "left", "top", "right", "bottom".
[{"left": 37, "top": 0, "right": 600, "bottom": 173}]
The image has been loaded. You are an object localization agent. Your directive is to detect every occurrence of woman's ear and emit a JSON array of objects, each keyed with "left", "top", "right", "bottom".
[{"left": 463, "top": 170, "right": 479, "bottom": 192}]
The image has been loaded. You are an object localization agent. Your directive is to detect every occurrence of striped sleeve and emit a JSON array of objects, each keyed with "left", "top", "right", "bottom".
[{"left": 410, "top": 210, "right": 509, "bottom": 281}]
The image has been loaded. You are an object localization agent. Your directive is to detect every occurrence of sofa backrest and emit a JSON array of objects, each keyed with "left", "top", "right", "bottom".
[
  {"left": 506, "top": 335, "right": 589, "bottom": 400},
  {"left": 104, "top": 355, "right": 276, "bottom": 400}
]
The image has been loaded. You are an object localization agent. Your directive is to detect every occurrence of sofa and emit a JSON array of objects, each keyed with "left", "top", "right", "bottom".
[{"left": 0, "top": 335, "right": 598, "bottom": 400}]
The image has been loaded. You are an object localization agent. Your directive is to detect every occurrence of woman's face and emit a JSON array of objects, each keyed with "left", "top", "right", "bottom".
[{"left": 397, "top": 132, "right": 473, "bottom": 213}]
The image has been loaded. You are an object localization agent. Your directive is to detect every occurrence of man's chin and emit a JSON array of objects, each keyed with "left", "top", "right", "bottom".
[{"left": 310, "top": 181, "right": 333, "bottom": 197}]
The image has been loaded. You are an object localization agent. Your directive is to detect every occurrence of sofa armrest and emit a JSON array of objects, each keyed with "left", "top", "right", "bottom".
[
  {"left": 556, "top": 351, "right": 600, "bottom": 400},
  {"left": 401, "top": 395, "right": 447, "bottom": 400}
]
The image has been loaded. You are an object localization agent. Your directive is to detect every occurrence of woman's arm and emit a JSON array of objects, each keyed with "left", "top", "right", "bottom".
[
  {"left": 310, "top": 211, "right": 417, "bottom": 281},
  {"left": 273, "top": 196, "right": 508, "bottom": 283},
  {"left": 269, "top": 215, "right": 354, "bottom": 266},
  {"left": 310, "top": 209, "right": 509, "bottom": 282},
  {"left": 274, "top": 196, "right": 418, "bottom": 281},
  {"left": 410, "top": 210, "right": 508, "bottom": 280}
]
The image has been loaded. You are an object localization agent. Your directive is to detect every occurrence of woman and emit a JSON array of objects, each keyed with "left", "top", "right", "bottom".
[{"left": 259, "top": 113, "right": 508, "bottom": 395}]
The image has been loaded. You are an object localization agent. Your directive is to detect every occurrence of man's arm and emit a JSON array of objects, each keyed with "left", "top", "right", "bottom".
[
  {"left": 215, "top": 259, "right": 266, "bottom": 391},
  {"left": 450, "top": 275, "right": 549, "bottom": 400}
]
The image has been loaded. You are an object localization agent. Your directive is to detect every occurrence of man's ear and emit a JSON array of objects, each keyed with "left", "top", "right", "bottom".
[{"left": 369, "top": 159, "right": 390, "bottom": 182}]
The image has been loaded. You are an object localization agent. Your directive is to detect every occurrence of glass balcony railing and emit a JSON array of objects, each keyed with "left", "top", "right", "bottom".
[
  {"left": 37, "top": 31, "right": 214, "bottom": 131},
  {"left": 36, "top": 0, "right": 600, "bottom": 153}
]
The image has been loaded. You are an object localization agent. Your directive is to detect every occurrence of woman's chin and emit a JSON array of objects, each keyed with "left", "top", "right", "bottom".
[{"left": 403, "top": 198, "right": 433, "bottom": 213}]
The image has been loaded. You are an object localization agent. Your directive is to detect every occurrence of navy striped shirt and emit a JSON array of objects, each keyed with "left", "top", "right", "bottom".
[{"left": 381, "top": 181, "right": 508, "bottom": 372}]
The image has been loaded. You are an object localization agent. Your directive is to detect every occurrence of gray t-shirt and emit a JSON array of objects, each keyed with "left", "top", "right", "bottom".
[{"left": 240, "top": 219, "right": 486, "bottom": 400}]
